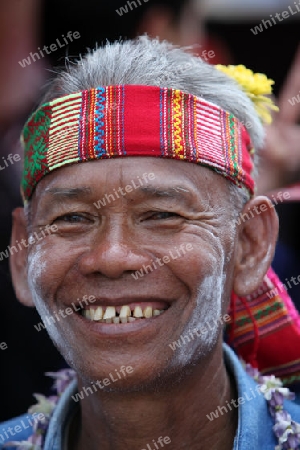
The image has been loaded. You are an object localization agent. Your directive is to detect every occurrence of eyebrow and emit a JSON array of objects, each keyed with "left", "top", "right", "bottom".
[
  {"left": 45, "top": 185, "right": 190, "bottom": 198},
  {"left": 42, "top": 184, "right": 193, "bottom": 207},
  {"left": 138, "top": 185, "right": 191, "bottom": 200},
  {"left": 44, "top": 187, "right": 92, "bottom": 199},
  {"left": 139, "top": 185, "right": 190, "bottom": 196}
]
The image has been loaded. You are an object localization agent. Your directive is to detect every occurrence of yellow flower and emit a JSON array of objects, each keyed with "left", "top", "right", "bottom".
[{"left": 215, "top": 64, "right": 279, "bottom": 124}]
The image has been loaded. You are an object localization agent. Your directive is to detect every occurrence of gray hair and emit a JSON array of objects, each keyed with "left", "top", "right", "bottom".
[{"left": 40, "top": 36, "right": 264, "bottom": 213}]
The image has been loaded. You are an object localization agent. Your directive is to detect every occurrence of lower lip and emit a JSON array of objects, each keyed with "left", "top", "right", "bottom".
[{"left": 73, "top": 309, "right": 169, "bottom": 337}]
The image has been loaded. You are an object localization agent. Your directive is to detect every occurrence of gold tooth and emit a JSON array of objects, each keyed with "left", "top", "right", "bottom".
[
  {"left": 113, "top": 317, "right": 120, "bottom": 324},
  {"left": 128, "top": 317, "right": 136, "bottom": 322},
  {"left": 143, "top": 306, "right": 153, "bottom": 318},
  {"left": 133, "top": 306, "right": 143, "bottom": 318},
  {"left": 93, "top": 307, "right": 103, "bottom": 321},
  {"left": 103, "top": 306, "right": 116, "bottom": 320},
  {"left": 119, "top": 305, "right": 131, "bottom": 318}
]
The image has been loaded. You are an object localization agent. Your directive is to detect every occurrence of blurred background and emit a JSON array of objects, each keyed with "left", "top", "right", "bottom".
[{"left": 0, "top": 0, "right": 299, "bottom": 421}]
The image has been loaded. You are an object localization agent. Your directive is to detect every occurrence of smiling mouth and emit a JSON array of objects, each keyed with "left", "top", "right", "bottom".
[{"left": 81, "top": 304, "right": 168, "bottom": 324}]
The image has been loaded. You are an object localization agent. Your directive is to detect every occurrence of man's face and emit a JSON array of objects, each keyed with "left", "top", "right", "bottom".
[{"left": 25, "top": 158, "right": 237, "bottom": 388}]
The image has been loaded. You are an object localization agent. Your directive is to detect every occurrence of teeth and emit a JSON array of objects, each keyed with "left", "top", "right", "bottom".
[
  {"left": 133, "top": 306, "right": 143, "bottom": 318},
  {"left": 143, "top": 306, "right": 153, "bottom": 318},
  {"left": 119, "top": 305, "right": 131, "bottom": 318},
  {"left": 83, "top": 305, "right": 166, "bottom": 322},
  {"left": 128, "top": 317, "right": 136, "bottom": 322},
  {"left": 103, "top": 306, "right": 116, "bottom": 320},
  {"left": 93, "top": 307, "right": 103, "bottom": 321},
  {"left": 83, "top": 310, "right": 92, "bottom": 320}
]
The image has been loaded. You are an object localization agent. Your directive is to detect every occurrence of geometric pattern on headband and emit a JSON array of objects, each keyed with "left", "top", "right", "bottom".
[{"left": 21, "top": 85, "right": 255, "bottom": 201}]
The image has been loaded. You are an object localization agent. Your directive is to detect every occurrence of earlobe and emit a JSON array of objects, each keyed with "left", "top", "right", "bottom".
[
  {"left": 9, "top": 207, "right": 35, "bottom": 307},
  {"left": 233, "top": 196, "right": 279, "bottom": 296}
]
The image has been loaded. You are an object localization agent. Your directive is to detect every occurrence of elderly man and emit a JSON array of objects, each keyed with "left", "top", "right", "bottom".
[{"left": 1, "top": 37, "right": 300, "bottom": 450}]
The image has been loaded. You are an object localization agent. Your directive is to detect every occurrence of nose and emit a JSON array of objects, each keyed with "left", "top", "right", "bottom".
[{"left": 78, "top": 222, "right": 150, "bottom": 279}]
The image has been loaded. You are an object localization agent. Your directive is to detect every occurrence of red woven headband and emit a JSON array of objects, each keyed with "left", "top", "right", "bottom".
[{"left": 21, "top": 85, "right": 255, "bottom": 201}]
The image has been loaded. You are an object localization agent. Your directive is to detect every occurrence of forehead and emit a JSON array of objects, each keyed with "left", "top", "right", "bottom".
[{"left": 32, "top": 157, "right": 230, "bottom": 205}]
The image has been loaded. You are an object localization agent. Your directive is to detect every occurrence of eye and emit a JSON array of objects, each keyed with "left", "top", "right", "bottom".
[
  {"left": 148, "top": 212, "right": 180, "bottom": 220},
  {"left": 54, "top": 213, "right": 88, "bottom": 223}
]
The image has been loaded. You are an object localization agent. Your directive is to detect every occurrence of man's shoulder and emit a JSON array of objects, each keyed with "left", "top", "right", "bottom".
[{"left": 0, "top": 414, "right": 34, "bottom": 449}]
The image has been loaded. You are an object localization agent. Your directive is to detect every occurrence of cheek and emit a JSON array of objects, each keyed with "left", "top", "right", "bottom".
[
  {"left": 27, "top": 236, "right": 77, "bottom": 295},
  {"left": 27, "top": 242, "right": 76, "bottom": 358},
  {"left": 191, "top": 228, "right": 235, "bottom": 318},
  {"left": 193, "top": 251, "right": 225, "bottom": 331},
  {"left": 193, "top": 272, "right": 225, "bottom": 331},
  {"left": 27, "top": 243, "right": 54, "bottom": 320},
  {"left": 178, "top": 233, "right": 227, "bottom": 299},
  {"left": 27, "top": 240, "right": 66, "bottom": 314},
  {"left": 172, "top": 234, "right": 232, "bottom": 362},
  {"left": 27, "top": 243, "right": 48, "bottom": 296}
]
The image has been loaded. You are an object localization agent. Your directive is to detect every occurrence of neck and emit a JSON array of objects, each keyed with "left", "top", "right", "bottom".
[{"left": 73, "top": 343, "right": 238, "bottom": 450}]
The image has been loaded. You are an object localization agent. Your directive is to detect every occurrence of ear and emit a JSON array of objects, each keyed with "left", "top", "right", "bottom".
[
  {"left": 9, "top": 207, "right": 35, "bottom": 307},
  {"left": 233, "top": 196, "right": 278, "bottom": 296}
]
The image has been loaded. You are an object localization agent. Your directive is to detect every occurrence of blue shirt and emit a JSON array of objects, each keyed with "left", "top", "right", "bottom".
[{"left": 1, "top": 344, "right": 300, "bottom": 449}]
